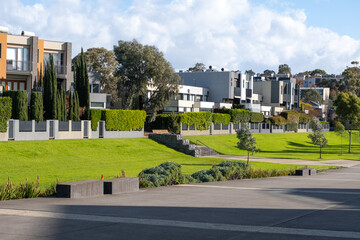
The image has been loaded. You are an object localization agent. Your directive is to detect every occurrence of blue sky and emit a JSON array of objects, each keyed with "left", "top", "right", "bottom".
[{"left": 1, "top": 0, "right": 360, "bottom": 74}]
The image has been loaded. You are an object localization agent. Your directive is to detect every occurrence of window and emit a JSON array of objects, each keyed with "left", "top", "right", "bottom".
[
  {"left": 44, "top": 52, "right": 64, "bottom": 74},
  {"left": 6, "top": 47, "right": 30, "bottom": 71},
  {"left": 90, "top": 102, "right": 104, "bottom": 108},
  {"left": 92, "top": 84, "right": 100, "bottom": 93}
]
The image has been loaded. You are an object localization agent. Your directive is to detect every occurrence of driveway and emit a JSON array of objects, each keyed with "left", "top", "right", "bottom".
[{"left": 0, "top": 164, "right": 359, "bottom": 239}]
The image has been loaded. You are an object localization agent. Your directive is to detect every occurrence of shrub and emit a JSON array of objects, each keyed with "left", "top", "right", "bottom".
[
  {"left": 246, "top": 168, "right": 295, "bottom": 178},
  {"left": 212, "top": 113, "right": 231, "bottom": 125},
  {"left": 145, "top": 113, "right": 180, "bottom": 133},
  {"left": 138, "top": 162, "right": 185, "bottom": 188},
  {"left": 17, "top": 90, "right": 28, "bottom": 121},
  {"left": 250, "top": 112, "right": 264, "bottom": 123},
  {"left": 268, "top": 115, "right": 287, "bottom": 126},
  {"left": 281, "top": 110, "right": 300, "bottom": 132},
  {"left": 2, "top": 91, "right": 17, "bottom": 119},
  {"left": 90, "top": 109, "right": 102, "bottom": 131},
  {"left": 299, "top": 113, "right": 311, "bottom": 124},
  {"left": 30, "top": 92, "right": 43, "bottom": 122},
  {"left": 0, "top": 97, "right": 12, "bottom": 132},
  {"left": 231, "top": 109, "right": 251, "bottom": 123},
  {"left": 103, "top": 109, "right": 146, "bottom": 131},
  {"left": 179, "top": 112, "right": 212, "bottom": 130}
]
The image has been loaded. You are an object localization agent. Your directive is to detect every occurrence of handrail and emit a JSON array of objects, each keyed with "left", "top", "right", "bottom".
[{"left": 196, "top": 140, "right": 211, "bottom": 150}]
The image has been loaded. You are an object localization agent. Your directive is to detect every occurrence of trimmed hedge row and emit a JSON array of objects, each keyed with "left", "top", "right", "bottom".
[
  {"left": 30, "top": 92, "right": 44, "bottom": 122},
  {"left": 179, "top": 112, "right": 213, "bottom": 130},
  {"left": 212, "top": 113, "right": 231, "bottom": 125},
  {"left": 0, "top": 97, "right": 12, "bottom": 133},
  {"left": 89, "top": 109, "right": 146, "bottom": 131},
  {"left": 3, "top": 90, "right": 28, "bottom": 120},
  {"left": 145, "top": 113, "right": 180, "bottom": 133},
  {"left": 250, "top": 112, "right": 264, "bottom": 123}
]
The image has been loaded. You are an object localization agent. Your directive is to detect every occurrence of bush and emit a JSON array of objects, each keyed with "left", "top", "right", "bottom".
[
  {"left": 145, "top": 113, "right": 180, "bottom": 133},
  {"left": 212, "top": 113, "right": 231, "bottom": 125},
  {"left": 138, "top": 162, "right": 186, "bottom": 188},
  {"left": 2, "top": 91, "right": 17, "bottom": 119},
  {"left": 250, "top": 112, "right": 264, "bottom": 123},
  {"left": 102, "top": 109, "right": 146, "bottom": 131},
  {"left": 299, "top": 113, "right": 311, "bottom": 124},
  {"left": 30, "top": 92, "right": 44, "bottom": 122},
  {"left": 90, "top": 109, "right": 102, "bottom": 131},
  {"left": 0, "top": 97, "right": 12, "bottom": 132},
  {"left": 286, "top": 122, "right": 298, "bottom": 132},
  {"left": 179, "top": 112, "right": 212, "bottom": 130},
  {"left": 230, "top": 109, "right": 251, "bottom": 123},
  {"left": 246, "top": 168, "right": 295, "bottom": 178},
  {"left": 17, "top": 90, "right": 28, "bottom": 121},
  {"left": 268, "top": 115, "right": 287, "bottom": 126}
]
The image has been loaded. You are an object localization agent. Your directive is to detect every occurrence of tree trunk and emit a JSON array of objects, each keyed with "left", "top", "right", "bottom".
[
  {"left": 320, "top": 145, "right": 322, "bottom": 159},
  {"left": 247, "top": 151, "right": 250, "bottom": 165},
  {"left": 348, "top": 131, "right": 352, "bottom": 153},
  {"left": 340, "top": 134, "right": 343, "bottom": 156}
]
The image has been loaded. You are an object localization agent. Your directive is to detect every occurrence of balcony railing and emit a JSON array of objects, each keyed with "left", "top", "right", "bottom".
[
  {"left": 55, "top": 65, "right": 66, "bottom": 75},
  {"left": 6, "top": 60, "right": 31, "bottom": 72}
]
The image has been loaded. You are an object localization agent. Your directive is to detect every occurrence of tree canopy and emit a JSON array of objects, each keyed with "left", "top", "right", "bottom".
[
  {"left": 278, "top": 64, "right": 291, "bottom": 75},
  {"left": 236, "top": 126, "right": 259, "bottom": 164},
  {"left": 188, "top": 63, "right": 206, "bottom": 72},
  {"left": 342, "top": 66, "right": 360, "bottom": 95},
  {"left": 301, "top": 89, "right": 323, "bottom": 104},
  {"left": 114, "top": 39, "right": 180, "bottom": 120},
  {"left": 263, "top": 69, "right": 275, "bottom": 75}
]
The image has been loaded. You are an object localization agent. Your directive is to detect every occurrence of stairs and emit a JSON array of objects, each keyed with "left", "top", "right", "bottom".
[{"left": 148, "top": 133, "right": 218, "bottom": 157}]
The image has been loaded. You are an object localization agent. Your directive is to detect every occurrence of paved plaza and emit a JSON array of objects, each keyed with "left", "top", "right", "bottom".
[{"left": 0, "top": 164, "right": 359, "bottom": 239}]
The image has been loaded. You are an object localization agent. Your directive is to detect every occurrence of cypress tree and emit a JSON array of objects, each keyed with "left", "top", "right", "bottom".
[
  {"left": 30, "top": 92, "right": 43, "bottom": 122},
  {"left": 73, "top": 91, "right": 80, "bottom": 121},
  {"left": 75, "top": 48, "right": 90, "bottom": 119},
  {"left": 38, "top": 64, "right": 43, "bottom": 88},
  {"left": 63, "top": 89, "right": 67, "bottom": 121},
  {"left": 17, "top": 90, "right": 28, "bottom": 121},
  {"left": 43, "top": 55, "right": 57, "bottom": 119},
  {"left": 69, "top": 91, "right": 73, "bottom": 120}
]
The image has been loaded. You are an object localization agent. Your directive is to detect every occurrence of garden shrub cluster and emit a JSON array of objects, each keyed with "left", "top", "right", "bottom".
[
  {"left": 138, "top": 161, "right": 297, "bottom": 189},
  {"left": 281, "top": 110, "right": 300, "bottom": 132},
  {"left": 90, "top": 109, "right": 102, "bottom": 131},
  {"left": 179, "top": 112, "right": 213, "bottom": 130},
  {"left": 0, "top": 97, "right": 12, "bottom": 133},
  {"left": 0, "top": 177, "right": 56, "bottom": 201},
  {"left": 268, "top": 115, "right": 287, "bottom": 126},
  {"left": 3, "top": 90, "right": 28, "bottom": 120}
]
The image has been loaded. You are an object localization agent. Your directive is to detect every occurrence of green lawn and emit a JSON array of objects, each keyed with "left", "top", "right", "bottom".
[
  {"left": 185, "top": 132, "right": 360, "bottom": 161},
  {"left": 0, "top": 138, "right": 334, "bottom": 188}
]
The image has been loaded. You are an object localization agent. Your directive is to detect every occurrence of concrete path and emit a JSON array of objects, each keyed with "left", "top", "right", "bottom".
[
  {"left": 0, "top": 164, "right": 359, "bottom": 239},
  {"left": 204, "top": 154, "right": 360, "bottom": 167}
]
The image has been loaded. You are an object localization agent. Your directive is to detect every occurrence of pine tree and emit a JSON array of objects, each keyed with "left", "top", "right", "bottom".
[{"left": 43, "top": 55, "right": 57, "bottom": 119}]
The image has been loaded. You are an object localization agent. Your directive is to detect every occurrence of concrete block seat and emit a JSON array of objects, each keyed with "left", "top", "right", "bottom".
[
  {"left": 104, "top": 177, "right": 139, "bottom": 195},
  {"left": 56, "top": 180, "right": 104, "bottom": 198},
  {"left": 295, "top": 168, "right": 317, "bottom": 176}
]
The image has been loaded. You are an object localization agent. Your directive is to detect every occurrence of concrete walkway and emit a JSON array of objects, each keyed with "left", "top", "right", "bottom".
[
  {"left": 0, "top": 164, "right": 359, "bottom": 239},
  {"left": 204, "top": 154, "right": 360, "bottom": 167}
]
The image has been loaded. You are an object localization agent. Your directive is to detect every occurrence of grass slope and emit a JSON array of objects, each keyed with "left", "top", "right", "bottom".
[
  {"left": 185, "top": 132, "right": 360, "bottom": 161},
  {"left": 0, "top": 138, "right": 333, "bottom": 188}
]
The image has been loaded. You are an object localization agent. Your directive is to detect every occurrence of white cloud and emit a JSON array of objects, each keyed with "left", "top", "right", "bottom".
[{"left": 0, "top": 0, "right": 359, "bottom": 74}]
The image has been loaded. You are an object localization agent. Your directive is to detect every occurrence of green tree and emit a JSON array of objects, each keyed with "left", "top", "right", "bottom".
[
  {"left": 342, "top": 66, "right": 360, "bottom": 95},
  {"left": 73, "top": 47, "right": 119, "bottom": 107},
  {"left": 43, "top": 55, "right": 57, "bottom": 119},
  {"left": 301, "top": 89, "right": 323, "bottom": 104},
  {"left": 334, "top": 121, "right": 345, "bottom": 156},
  {"left": 245, "top": 69, "right": 255, "bottom": 75},
  {"left": 17, "top": 90, "right": 28, "bottom": 121},
  {"left": 114, "top": 39, "right": 180, "bottom": 120},
  {"left": 72, "top": 91, "right": 80, "bottom": 121},
  {"left": 278, "top": 64, "right": 291, "bottom": 75},
  {"left": 38, "top": 64, "right": 43, "bottom": 88},
  {"left": 263, "top": 69, "right": 275, "bottom": 75},
  {"left": 30, "top": 92, "right": 43, "bottom": 122},
  {"left": 188, "top": 63, "right": 206, "bottom": 72},
  {"left": 310, "top": 69, "right": 327, "bottom": 76},
  {"left": 236, "top": 126, "right": 259, "bottom": 164},
  {"left": 334, "top": 92, "right": 360, "bottom": 153},
  {"left": 74, "top": 48, "right": 90, "bottom": 114},
  {"left": 308, "top": 118, "right": 328, "bottom": 159}
]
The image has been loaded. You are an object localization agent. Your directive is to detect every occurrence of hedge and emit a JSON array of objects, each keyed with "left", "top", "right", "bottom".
[
  {"left": 30, "top": 92, "right": 43, "bottom": 122},
  {"left": 212, "top": 113, "right": 231, "bottom": 125},
  {"left": 90, "top": 109, "right": 102, "bottom": 131},
  {"left": 16, "top": 90, "right": 28, "bottom": 121},
  {"left": 299, "top": 113, "right": 311, "bottom": 124},
  {"left": 102, "top": 109, "right": 146, "bottom": 131},
  {"left": 250, "top": 112, "right": 264, "bottom": 123},
  {"left": 268, "top": 115, "right": 287, "bottom": 126},
  {"left": 145, "top": 113, "right": 180, "bottom": 133},
  {"left": 231, "top": 109, "right": 251, "bottom": 123},
  {"left": 179, "top": 112, "right": 212, "bottom": 130},
  {"left": 0, "top": 97, "right": 12, "bottom": 132},
  {"left": 280, "top": 110, "right": 300, "bottom": 124},
  {"left": 3, "top": 91, "right": 18, "bottom": 119}
]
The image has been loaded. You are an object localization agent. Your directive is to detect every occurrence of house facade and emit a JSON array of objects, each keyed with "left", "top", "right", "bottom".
[{"left": 0, "top": 28, "right": 72, "bottom": 93}]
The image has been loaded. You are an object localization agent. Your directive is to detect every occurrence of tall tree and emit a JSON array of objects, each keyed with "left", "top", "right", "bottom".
[
  {"left": 334, "top": 121, "right": 345, "bottom": 156},
  {"left": 74, "top": 48, "right": 90, "bottom": 111},
  {"left": 301, "top": 89, "right": 323, "bottom": 104},
  {"left": 334, "top": 92, "right": 360, "bottom": 153},
  {"left": 30, "top": 92, "right": 43, "bottom": 122},
  {"left": 236, "top": 126, "right": 259, "bottom": 164},
  {"left": 308, "top": 118, "right": 327, "bottom": 159},
  {"left": 43, "top": 55, "right": 57, "bottom": 119},
  {"left": 114, "top": 39, "right": 180, "bottom": 120},
  {"left": 73, "top": 48, "right": 120, "bottom": 107},
  {"left": 188, "top": 63, "right": 206, "bottom": 72},
  {"left": 263, "top": 69, "right": 275, "bottom": 75},
  {"left": 310, "top": 69, "right": 327, "bottom": 76},
  {"left": 342, "top": 66, "right": 360, "bottom": 95},
  {"left": 278, "top": 64, "right": 291, "bottom": 75}
]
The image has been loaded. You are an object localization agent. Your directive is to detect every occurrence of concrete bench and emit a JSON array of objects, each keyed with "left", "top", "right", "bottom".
[
  {"left": 152, "top": 129, "right": 169, "bottom": 134},
  {"left": 56, "top": 180, "right": 103, "bottom": 198},
  {"left": 104, "top": 177, "right": 139, "bottom": 195},
  {"left": 295, "top": 168, "right": 317, "bottom": 176}
]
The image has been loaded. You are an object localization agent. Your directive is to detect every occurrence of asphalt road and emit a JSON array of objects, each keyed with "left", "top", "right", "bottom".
[{"left": 0, "top": 164, "right": 359, "bottom": 240}]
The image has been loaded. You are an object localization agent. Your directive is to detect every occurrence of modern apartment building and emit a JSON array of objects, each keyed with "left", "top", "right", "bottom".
[{"left": 0, "top": 27, "right": 72, "bottom": 93}]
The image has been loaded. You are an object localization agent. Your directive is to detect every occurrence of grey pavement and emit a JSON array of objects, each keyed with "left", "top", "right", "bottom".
[
  {"left": 0, "top": 164, "right": 359, "bottom": 239},
  {"left": 205, "top": 154, "right": 360, "bottom": 167}
]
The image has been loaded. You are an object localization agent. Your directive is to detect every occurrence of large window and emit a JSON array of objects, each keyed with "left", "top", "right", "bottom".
[
  {"left": 6, "top": 47, "right": 30, "bottom": 71},
  {"left": 1, "top": 80, "right": 26, "bottom": 91},
  {"left": 44, "top": 52, "right": 64, "bottom": 74}
]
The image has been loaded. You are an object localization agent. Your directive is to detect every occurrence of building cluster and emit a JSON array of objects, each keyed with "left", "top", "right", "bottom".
[{"left": 0, "top": 28, "right": 333, "bottom": 120}]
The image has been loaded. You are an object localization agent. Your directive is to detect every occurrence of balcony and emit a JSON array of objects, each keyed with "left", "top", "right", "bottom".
[
  {"left": 55, "top": 65, "right": 66, "bottom": 75},
  {"left": 6, "top": 60, "right": 31, "bottom": 72}
]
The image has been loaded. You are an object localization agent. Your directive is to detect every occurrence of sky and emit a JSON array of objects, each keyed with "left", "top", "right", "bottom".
[{"left": 1, "top": 0, "right": 360, "bottom": 75}]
